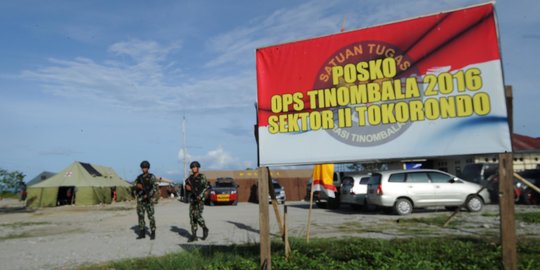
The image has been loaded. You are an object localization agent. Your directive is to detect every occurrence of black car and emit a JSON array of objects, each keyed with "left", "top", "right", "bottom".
[{"left": 517, "top": 169, "right": 540, "bottom": 205}]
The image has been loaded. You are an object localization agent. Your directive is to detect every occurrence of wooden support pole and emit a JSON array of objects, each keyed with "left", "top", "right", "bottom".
[
  {"left": 267, "top": 168, "right": 284, "bottom": 237},
  {"left": 306, "top": 184, "right": 314, "bottom": 243},
  {"left": 498, "top": 153, "right": 517, "bottom": 270},
  {"left": 283, "top": 205, "right": 291, "bottom": 259},
  {"left": 258, "top": 167, "right": 271, "bottom": 270}
]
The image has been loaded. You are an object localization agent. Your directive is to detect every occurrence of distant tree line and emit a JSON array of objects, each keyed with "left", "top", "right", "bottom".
[{"left": 0, "top": 168, "right": 25, "bottom": 193}]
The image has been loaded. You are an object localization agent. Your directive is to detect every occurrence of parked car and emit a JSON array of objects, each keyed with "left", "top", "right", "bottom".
[
  {"left": 340, "top": 173, "right": 371, "bottom": 210},
  {"left": 206, "top": 177, "right": 238, "bottom": 206},
  {"left": 460, "top": 163, "right": 498, "bottom": 185},
  {"left": 517, "top": 169, "right": 540, "bottom": 205},
  {"left": 366, "top": 169, "right": 491, "bottom": 215},
  {"left": 305, "top": 172, "right": 346, "bottom": 209},
  {"left": 269, "top": 180, "right": 286, "bottom": 204}
]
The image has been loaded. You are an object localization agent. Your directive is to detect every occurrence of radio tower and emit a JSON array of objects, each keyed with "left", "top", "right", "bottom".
[{"left": 182, "top": 115, "right": 187, "bottom": 180}]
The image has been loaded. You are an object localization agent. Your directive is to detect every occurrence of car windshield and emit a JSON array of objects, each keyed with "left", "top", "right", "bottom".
[{"left": 215, "top": 182, "right": 235, "bottom": 188}]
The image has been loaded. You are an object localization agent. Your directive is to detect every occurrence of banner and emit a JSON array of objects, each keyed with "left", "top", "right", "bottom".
[
  {"left": 311, "top": 164, "right": 336, "bottom": 198},
  {"left": 256, "top": 3, "right": 512, "bottom": 166}
]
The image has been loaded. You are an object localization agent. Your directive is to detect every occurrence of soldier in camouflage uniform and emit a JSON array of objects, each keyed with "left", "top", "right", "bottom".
[
  {"left": 185, "top": 161, "right": 210, "bottom": 242},
  {"left": 134, "top": 160, "right": 158, "bottom": 240}
]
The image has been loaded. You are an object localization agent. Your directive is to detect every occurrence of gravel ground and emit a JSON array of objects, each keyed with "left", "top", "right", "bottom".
[{"left": 0, "top": 198, "right": 539, "bottom": 270}]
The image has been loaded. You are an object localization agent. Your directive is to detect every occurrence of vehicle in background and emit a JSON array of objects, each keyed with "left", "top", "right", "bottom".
[
  {"left": 367, "top": 169, "right": 490, "bottom": 215},
  {"left": 460, "top": 163, "right": 498, "bottom": 186},
  {"left": 206, "top": 177, "right": 238, "bottom": 206},
  {"left": 269, "top": 180, "right": 286, "bottom": 204},
  {"left": 306, "top": 171, "right": 367, "bottom": 209},
  {"left": 306, "top": 172, "right": 344, "bottom": 209},
  {"left": 517, "top": 169, "right": 540, "bottom": 205},
  {"left": 340, "top": 173, "right": 371, "bottom": 210}
]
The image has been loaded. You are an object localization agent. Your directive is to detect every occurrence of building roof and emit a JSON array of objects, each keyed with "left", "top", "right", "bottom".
[
  {"left": 27, "top": 171, "right": 56, "bottom": 186},
  {"left": 513, "top": 133, "right": 540, "bottom": 152}
]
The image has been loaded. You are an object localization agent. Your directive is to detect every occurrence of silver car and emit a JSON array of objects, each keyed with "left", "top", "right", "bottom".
[
  {"left": 340, "top": 173, "right": 371, "bottom": 209},
  {"left": 366, "top": 169, "right": 490, "bottom": 215},
  {"left": 269, "top": 181, "right": 286, "bottom": 204}
]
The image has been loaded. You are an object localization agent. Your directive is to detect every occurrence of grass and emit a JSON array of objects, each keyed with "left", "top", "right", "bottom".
[
  {"left": 516, "top": 212, "right": 540, "bottom": 224},
  {"left": 0, "top": 232, "right": 33, "bottom": 241},
  {"left": 0, "top": 221, "right": 50, "bottom": 228},
  {"left": 0, "top": 192, "right": 19, "bottom": 199},
  {"left": 77, "top": 237, "right": 540, "bottom": 270},
  {"left": 481, "top": 210, "right": 540, "bottom": 224}
]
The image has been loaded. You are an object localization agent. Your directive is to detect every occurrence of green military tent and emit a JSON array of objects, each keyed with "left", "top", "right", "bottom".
[{"left": 26, "top": 161, "right": 133, "bottom": 208}]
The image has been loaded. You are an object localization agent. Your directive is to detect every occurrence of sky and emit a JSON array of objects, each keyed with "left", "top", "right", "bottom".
[{"left": 1, "top": 0, "right": 538, "bottom": 182}]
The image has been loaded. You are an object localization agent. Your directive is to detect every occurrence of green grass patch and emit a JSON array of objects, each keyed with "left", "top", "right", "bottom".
[
  {"left": 0, "top": 232, "right": 33, "bottom": 240},
  {"left": 0, "top": 221, "right": 50, "bottom": 228},
  {"left": 102, "top": 206, "right": 134, "bottom": 211},
  {"left": 77, "top": 237, "right": 540, "bottom": 270},
  {"left": 481, "top": 211, "right": 499, "bottom": 217},
  {"left": 397, "top": 214, "right": 461, "bottom": 227},
  {"left": 0, "top": 192, "right": 19, "bottom": 199},
  {"left": 516, "top": 212, "right": 540, "bottom": 224}
]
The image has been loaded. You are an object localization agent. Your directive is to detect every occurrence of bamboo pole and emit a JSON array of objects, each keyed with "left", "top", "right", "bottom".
[{"left": 306, "top": 182, "right": 314, "bottom": 243}]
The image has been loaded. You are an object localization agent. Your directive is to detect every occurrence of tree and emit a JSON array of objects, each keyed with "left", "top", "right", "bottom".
[{"left": 0, "top": 168, "right": 25, "bottom": 193}]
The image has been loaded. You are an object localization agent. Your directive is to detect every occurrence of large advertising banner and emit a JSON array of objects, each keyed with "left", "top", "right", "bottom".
[{"left": 256, "top": 3, "right": 512, "bottom": 166}]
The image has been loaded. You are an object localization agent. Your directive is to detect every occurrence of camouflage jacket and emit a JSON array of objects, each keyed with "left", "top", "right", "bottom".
[
  {"left": 186, "top": 173, "right": 209, "bottom": 201},
  {"left": 134, "top": 173, "right": 157, "bottom": 203}
]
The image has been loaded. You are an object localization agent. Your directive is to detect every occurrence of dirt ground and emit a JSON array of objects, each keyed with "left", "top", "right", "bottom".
[{"left": 0, "top": 198, "right": 539, "bottom": 270}]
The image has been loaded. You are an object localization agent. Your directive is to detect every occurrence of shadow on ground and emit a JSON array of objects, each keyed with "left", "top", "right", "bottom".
[{"left": 171, "top": 225, "right": 191, "bottom": 239}]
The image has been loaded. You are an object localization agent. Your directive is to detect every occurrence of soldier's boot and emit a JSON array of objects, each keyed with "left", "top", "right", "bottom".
[
  {"left": 188, "top": 235, "right": 198, "bottom": 242},
  {"left": 150, "top": 230, "right": 155, "bottom": 240},
  {"left": 137, "top": 230, "right": 145, "bottom": 239},
  {"left": 202, "top": 227, "right": 209, "bottom": 241}
]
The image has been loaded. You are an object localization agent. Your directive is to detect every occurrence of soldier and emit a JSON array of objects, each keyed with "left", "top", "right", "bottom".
[
  {"left": 134, "top": 160, "right": 158, "bottom": 240},
  {"left": 185, "top": 161, "right": 210, "bottom": 242}
]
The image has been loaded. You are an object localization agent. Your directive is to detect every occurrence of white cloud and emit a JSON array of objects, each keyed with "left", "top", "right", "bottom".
[
  {"left": 178, "top": 145, "right": 251, "bottom": 170},
  {"left": 19, "top": 39, "right": 254, "bottom": 114}
]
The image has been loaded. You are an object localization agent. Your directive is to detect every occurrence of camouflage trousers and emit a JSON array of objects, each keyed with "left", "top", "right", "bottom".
[
  {"left": 137, "top": 202, "right": 156, "bottom": 232},
  {"left": 189, "top": 200, "right": 206, "bottom": 235}
]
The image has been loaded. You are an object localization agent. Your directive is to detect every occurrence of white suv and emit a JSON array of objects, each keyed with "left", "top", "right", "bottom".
[{"left": 366, "top": 169, "right": 490, "bottom": 215}]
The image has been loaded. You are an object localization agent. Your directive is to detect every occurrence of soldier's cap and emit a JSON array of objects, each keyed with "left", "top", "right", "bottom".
[{"left": 190, "top": 161, "right": 201, "bottom": 168}]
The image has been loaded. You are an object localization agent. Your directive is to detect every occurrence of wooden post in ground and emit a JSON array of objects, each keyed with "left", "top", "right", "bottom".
[
  {"left": 283, "top": 205, "right": 291, "bottom": 259},
  {"left": 498, "top": 153, "right": 517, "bottom": 270},
  {"left": 266, "top": 168, "right": 284, "bottom": 237},
  {"left": 258, "top": 167, "right": 271, "bottom": 270},
  {"left": 306, "top": 184, "right": 314, "bottom": 243}
]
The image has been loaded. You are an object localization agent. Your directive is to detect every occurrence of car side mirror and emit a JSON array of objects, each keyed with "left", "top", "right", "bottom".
[{"left": 449, "top": 178, "right": 458, "bottom": 183}]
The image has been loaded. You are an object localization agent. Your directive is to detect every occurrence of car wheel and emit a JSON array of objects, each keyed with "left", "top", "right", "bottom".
[
  {"left": 209, "top": 200, "right": 215, "bottom": 206},
  {"left": 394, "top": 198, "right": 413, "bottom": 215},
  {"left": 232, "top": 200, "right": 238, "bottom": 206},
  {"left": 466, "top": 195, "right": 483, "bottom": 212}
]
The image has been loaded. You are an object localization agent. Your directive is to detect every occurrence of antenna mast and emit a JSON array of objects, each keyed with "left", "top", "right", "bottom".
[{"left": 183, "top": 115, "right": 187, "bottom": 180}]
